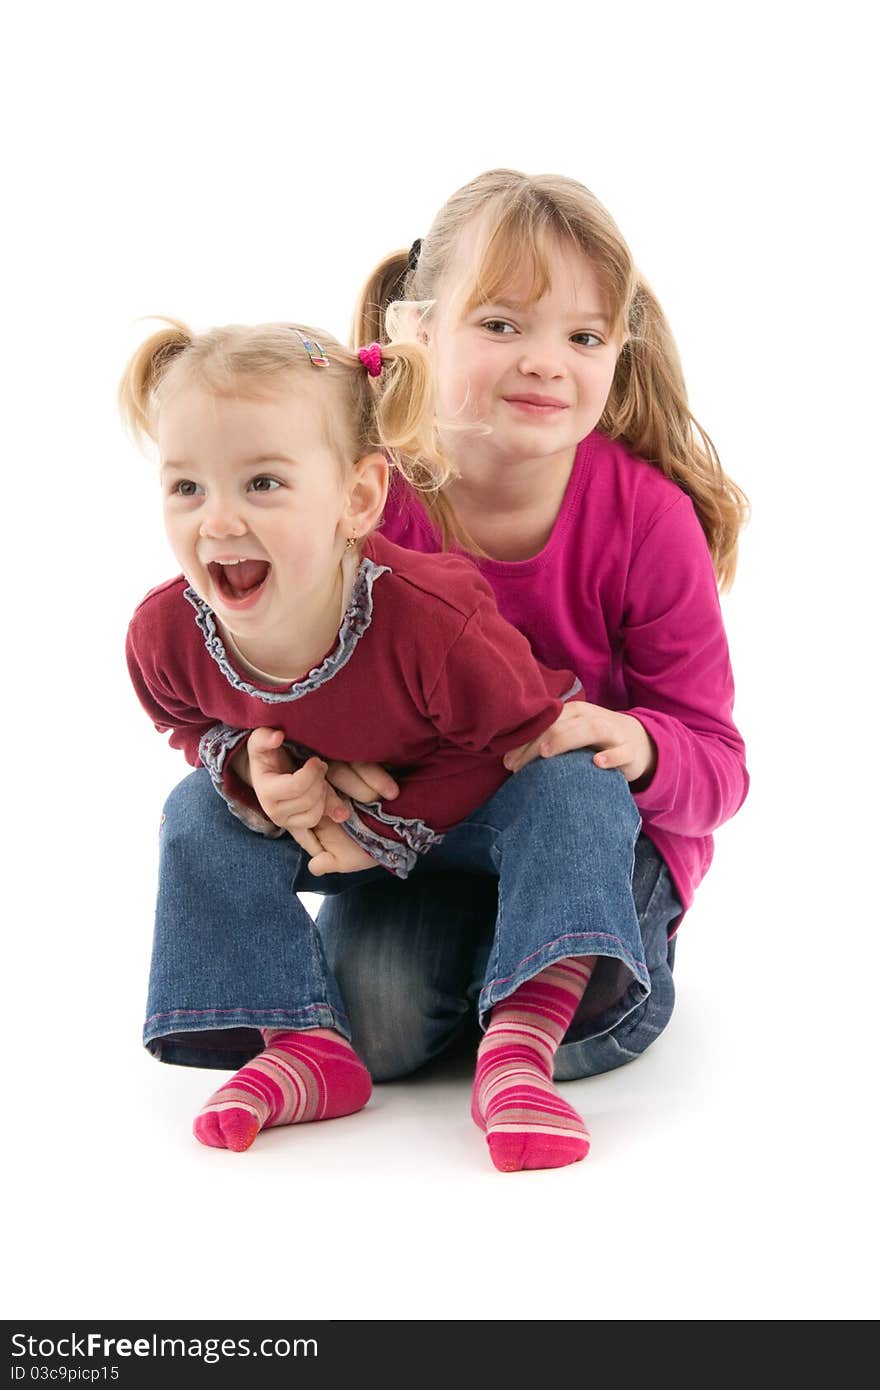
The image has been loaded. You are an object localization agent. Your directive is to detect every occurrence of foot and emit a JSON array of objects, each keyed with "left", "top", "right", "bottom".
[
  {"left": 193, "top": 1028, "right": 372, "bottom": 1152},
  {"left": 471, "top": 1041, "right": 591, "bottom": 1172},
  {"left": 471, "top": 957, "right": 595, "bottom": 1172}
]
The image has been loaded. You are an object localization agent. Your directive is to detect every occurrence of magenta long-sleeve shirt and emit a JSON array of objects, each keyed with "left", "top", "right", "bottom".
[{"left": 381, "top": 429, "right": 749, "bottom": 918}]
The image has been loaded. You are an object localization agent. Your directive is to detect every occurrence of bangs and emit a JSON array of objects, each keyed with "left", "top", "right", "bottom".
[
  {"left": 459, "top": 208, "right": 556, "bottom": 315},
  {"left": 454, "top": 200, "right": 628, "bottom": 339}
]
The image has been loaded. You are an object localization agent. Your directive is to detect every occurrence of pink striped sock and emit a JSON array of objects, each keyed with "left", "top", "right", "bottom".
[
  {"left": 471, "top": 956, "right": 596, "bottom": 1173},
  {"left": 193, "top": 1028, "right": 372, "bottom": 1152}
]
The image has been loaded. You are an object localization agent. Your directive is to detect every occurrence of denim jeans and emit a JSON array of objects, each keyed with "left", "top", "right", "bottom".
[{"left": 144, "top": 750, "right": 680, "bottom": 1078}]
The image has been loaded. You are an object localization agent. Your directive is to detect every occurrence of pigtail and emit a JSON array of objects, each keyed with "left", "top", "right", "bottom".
[
  {"left": 365, "top": 340, "right": 451, "bottom": 492},
  {"left": 118, "top": 317, "right": 193, "bottom": 447},
  {"left": 602, "top": 277, "right": 750, "bottom": 592},
  {"left": 352, "top": 251, "right": 412, "bottom": 348}
]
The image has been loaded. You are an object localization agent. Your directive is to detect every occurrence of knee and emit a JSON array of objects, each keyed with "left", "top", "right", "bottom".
[
  {"left": 516, "top": 750, "right": 640, "bottom": 835},
  {"left": 331, "top": 952, "right": 464, "bottom": 1082},
  {"left": 321, "top": 920, "right": 469, "bottom": 1082},
  {"left": 350, "top": 1003, "right": 445, "bottom": 1083},
  {"left": 160, "top": 769, "right": 247, "bottom": 865},
  {"left": 161, "top": 768, "right": 216, "bottom": 829}
]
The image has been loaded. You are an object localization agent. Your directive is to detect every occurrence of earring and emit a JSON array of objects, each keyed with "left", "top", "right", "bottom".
[{"left": 345, "top": 534, "right": 358, "bottom": 550}]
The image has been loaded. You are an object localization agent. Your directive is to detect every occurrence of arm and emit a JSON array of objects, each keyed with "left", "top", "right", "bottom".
[
  {"left": 619, "top": 495, "right": 748, "bottom": 836},
  {"left": 125, "top": 620, "right": 278, "bottom": 835},
  {"left": 509, "top": 496, "right": 748, "bottom": 836}
]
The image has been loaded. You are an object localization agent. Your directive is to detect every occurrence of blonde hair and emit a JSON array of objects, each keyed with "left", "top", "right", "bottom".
[
  {"left": 354, "top": 169, "right": 749, "bottom": 590},
  {"left": 118, "top": 317, "right": 452, "bottom": 501}
]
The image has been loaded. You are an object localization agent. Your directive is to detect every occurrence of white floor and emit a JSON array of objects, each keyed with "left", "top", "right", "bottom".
[{"left": 7, "top": 862, "right": 875, "bottom": 1322}]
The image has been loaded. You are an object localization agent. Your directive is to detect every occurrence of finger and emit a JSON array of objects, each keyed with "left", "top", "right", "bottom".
[
  {"left": 351, "top": 761, "right": 399, "bottom": 800},
  {"left": 324, "top": 785, "right": 352, "bottom": 824},
  {"left": 247, "top": 726, "right": 284, "bottom": 753},
  {"left": 506, "top": 718, "right": 594, "bottom": 772},
  {"left": 280, "top": 798, "right": 330, "bottom": 829},
  {"left": 262, "top": 760, "right": 329, "bottom": 809},
  {"left": 291, "top": 826, "right": 323, "bottom": 857},
  {"left": 503, "top": 738, "right": 540, "bottom": 773},
  {"left": 593, "top": 745, "right": 629, "bottom": 770},
  {"left": 307, "top": 851, "right": 337, "bottom": 877},
  {"left": 287, "top": 756, "right": 330, "bottom": 793},
  {"left": 247, "top": 727, "right": 291, "bottom": 774},
  {"left": 326, "top": 760, "right": 399, "bottom": 803}
]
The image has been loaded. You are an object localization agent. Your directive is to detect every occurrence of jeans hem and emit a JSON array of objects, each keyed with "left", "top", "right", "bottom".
[
  {"left": 477, "top": 932, "right": 650, "bottom": 1031},
  {"left": 142, "top": 1003, "right": 350, "bottom": 1070}
]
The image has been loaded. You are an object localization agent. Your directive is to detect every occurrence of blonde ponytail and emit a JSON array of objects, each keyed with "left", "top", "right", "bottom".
[
  {"left": 352, "top": 251, "right": 413, "bottom": 348},
  {"left": 117, "top": 317, "right": 193, "bottom": 446},
  {"left": 602, "top": 277, "right": 749, "bottom": 591},
  {"left": 359, "top": 340, "right": 452, "bottom": 493}
]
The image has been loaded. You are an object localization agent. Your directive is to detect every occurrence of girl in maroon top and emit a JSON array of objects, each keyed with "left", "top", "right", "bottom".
[{"left": 123, "top": 316, "right": 644, "bottom": 1171}]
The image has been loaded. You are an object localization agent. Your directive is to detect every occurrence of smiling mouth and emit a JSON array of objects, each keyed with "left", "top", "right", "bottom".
[
  {"left": 208, "top": 560, "right": 271, "bottom": 603},
  {"left": 503, "top": 396, "right": 568, "bottom": 411}
]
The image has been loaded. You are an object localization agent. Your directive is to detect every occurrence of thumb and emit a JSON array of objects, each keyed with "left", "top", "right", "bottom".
[{"left": 246, "top": 726, "right": 286, "bottom": 771}]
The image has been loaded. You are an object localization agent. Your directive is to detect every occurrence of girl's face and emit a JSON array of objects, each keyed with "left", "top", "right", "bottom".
[
  {"left": 426, "top": 233, "right": 622, "bottom": 472},
  {"left": 158, "top": 380, "right": 360, "bottom": 644}
]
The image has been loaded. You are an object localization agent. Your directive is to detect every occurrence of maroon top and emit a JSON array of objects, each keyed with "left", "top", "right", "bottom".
[{"left": 126, "top": 532, "right": 583, "bottom": 877}]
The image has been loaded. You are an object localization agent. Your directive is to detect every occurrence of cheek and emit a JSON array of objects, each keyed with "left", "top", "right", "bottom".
[
  {"left": 581, "top": 360, "right": 617, "bottom": 409},
  {"left": 162, "top": 512, "right": 189, "bottom": 556},
  {"left": 436, "top": 349, "right": 490, "bottom": 419}
]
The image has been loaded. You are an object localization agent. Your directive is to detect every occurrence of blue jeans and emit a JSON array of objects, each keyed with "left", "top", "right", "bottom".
[{"left": 144, "top": 751, "right": 680, "bottom": 1078}]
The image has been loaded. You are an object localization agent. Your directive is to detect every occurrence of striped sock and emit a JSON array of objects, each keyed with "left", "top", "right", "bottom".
[
  {"left": 471, "top": 956, "right": 597, "bottom": 1173},
  {"left": 193, "top": 1028, "right": 372, "bottom": 1152}
]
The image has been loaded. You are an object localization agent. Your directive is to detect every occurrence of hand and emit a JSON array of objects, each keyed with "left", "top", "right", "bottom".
[
  {"left": 503, "top": 701, "right": 657, "bottom": 786},
  {"left": 246, "top": 727, "right": 352, "bottom": 834},
  {"left": 293, "top": 815, "right": 377, "bottom": 877},
  {"left": 324, "top": 760, "right": 399, "bottom": 805}
]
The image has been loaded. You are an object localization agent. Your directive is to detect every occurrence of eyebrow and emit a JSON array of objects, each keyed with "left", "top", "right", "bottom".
[
  {"left": 160, "top": 454, "right": 301, "bottom": 474},
  {"left": 478, "top": 301, "right": 610, "bottom": 327}
]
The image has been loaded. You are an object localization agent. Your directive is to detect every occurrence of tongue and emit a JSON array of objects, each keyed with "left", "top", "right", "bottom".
[{"left": 225, "top": 560, "right": 270, "bottom": 594}]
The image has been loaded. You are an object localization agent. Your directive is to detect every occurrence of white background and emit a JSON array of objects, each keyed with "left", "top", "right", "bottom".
[{"left": 3, "top": 0, "right": 877, "bottom": 1322}]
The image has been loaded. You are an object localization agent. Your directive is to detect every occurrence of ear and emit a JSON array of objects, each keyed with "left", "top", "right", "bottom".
[{"left": 342, "top": 451, "right": 389, "bottom": 538}]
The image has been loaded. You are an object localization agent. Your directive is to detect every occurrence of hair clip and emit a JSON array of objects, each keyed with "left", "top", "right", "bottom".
[
  {"left": 357, "top": 342, "right": 383, "bottom": 378},
  {"left": 292, "top": 329, "right": 329, "bottom": 367},
  {"left": 407, "top": 238, "right": 422, "bottom": 273}
]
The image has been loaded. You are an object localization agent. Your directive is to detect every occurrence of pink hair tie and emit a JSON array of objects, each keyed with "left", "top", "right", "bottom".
[{"left": 358, "top": 342, "right": 383, "bottom": 378}]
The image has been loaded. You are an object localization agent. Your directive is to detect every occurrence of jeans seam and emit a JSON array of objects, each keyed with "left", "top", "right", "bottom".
[
  {"left": 145, "top": 1003, "right": 332, "bottom": 1024},
  {"left": 637, "top": 858, "right": 666, "bottom": 928},
  {"left": 489, "top": 930, "right": 648, "bottom": 992}
]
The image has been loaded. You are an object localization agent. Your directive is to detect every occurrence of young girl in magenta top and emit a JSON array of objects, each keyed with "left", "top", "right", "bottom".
[{"left": 138, "top": 169, "right": 748, "bottom": 1172}]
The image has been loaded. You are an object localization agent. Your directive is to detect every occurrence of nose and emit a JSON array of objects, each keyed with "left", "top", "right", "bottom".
[
  {"left": 516, "top": 333, "right": 566, "bottom": 380},
  {"left": 198, "top": 495, "right": 248, "bottom": 540}
]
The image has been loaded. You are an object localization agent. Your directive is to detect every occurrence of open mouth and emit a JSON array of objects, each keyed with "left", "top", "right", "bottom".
[{"left": 208, "top": 559, "right": 271, "bottom": 606}]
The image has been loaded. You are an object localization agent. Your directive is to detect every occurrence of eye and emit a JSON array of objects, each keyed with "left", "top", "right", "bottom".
[
  {"left": 170, "top": 479, "right": 201, "bottom": 497},
  {"left": 571, "top": 332, "right": 604, "bottom": 348},
  {"left": 482, "top": 319, "right": 516, "bottom": 335},
  {"left": 248, "top": 476, "right": 281, "bottom": 492}
]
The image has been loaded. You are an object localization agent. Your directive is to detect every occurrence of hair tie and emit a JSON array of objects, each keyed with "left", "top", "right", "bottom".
[
  {"left": 292, "top": 328, "right": 329, "bottom": 367},
  {"left": 406, "top": 238, "right": 422, "bottom": 273},
  {"left": 358, "top": 342, "right": 383, "bottom": 378}
]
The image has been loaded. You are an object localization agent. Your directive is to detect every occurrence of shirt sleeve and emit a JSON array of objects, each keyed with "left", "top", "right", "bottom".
[
  {"left": 125, "top": 619, "right": 282, "bottom": 837},
  {"left": 424, "top": 587, "right": 583, "bottom": 752},
  {"left": 620, "top": 494, "right": 749, "bottom": 837}
]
